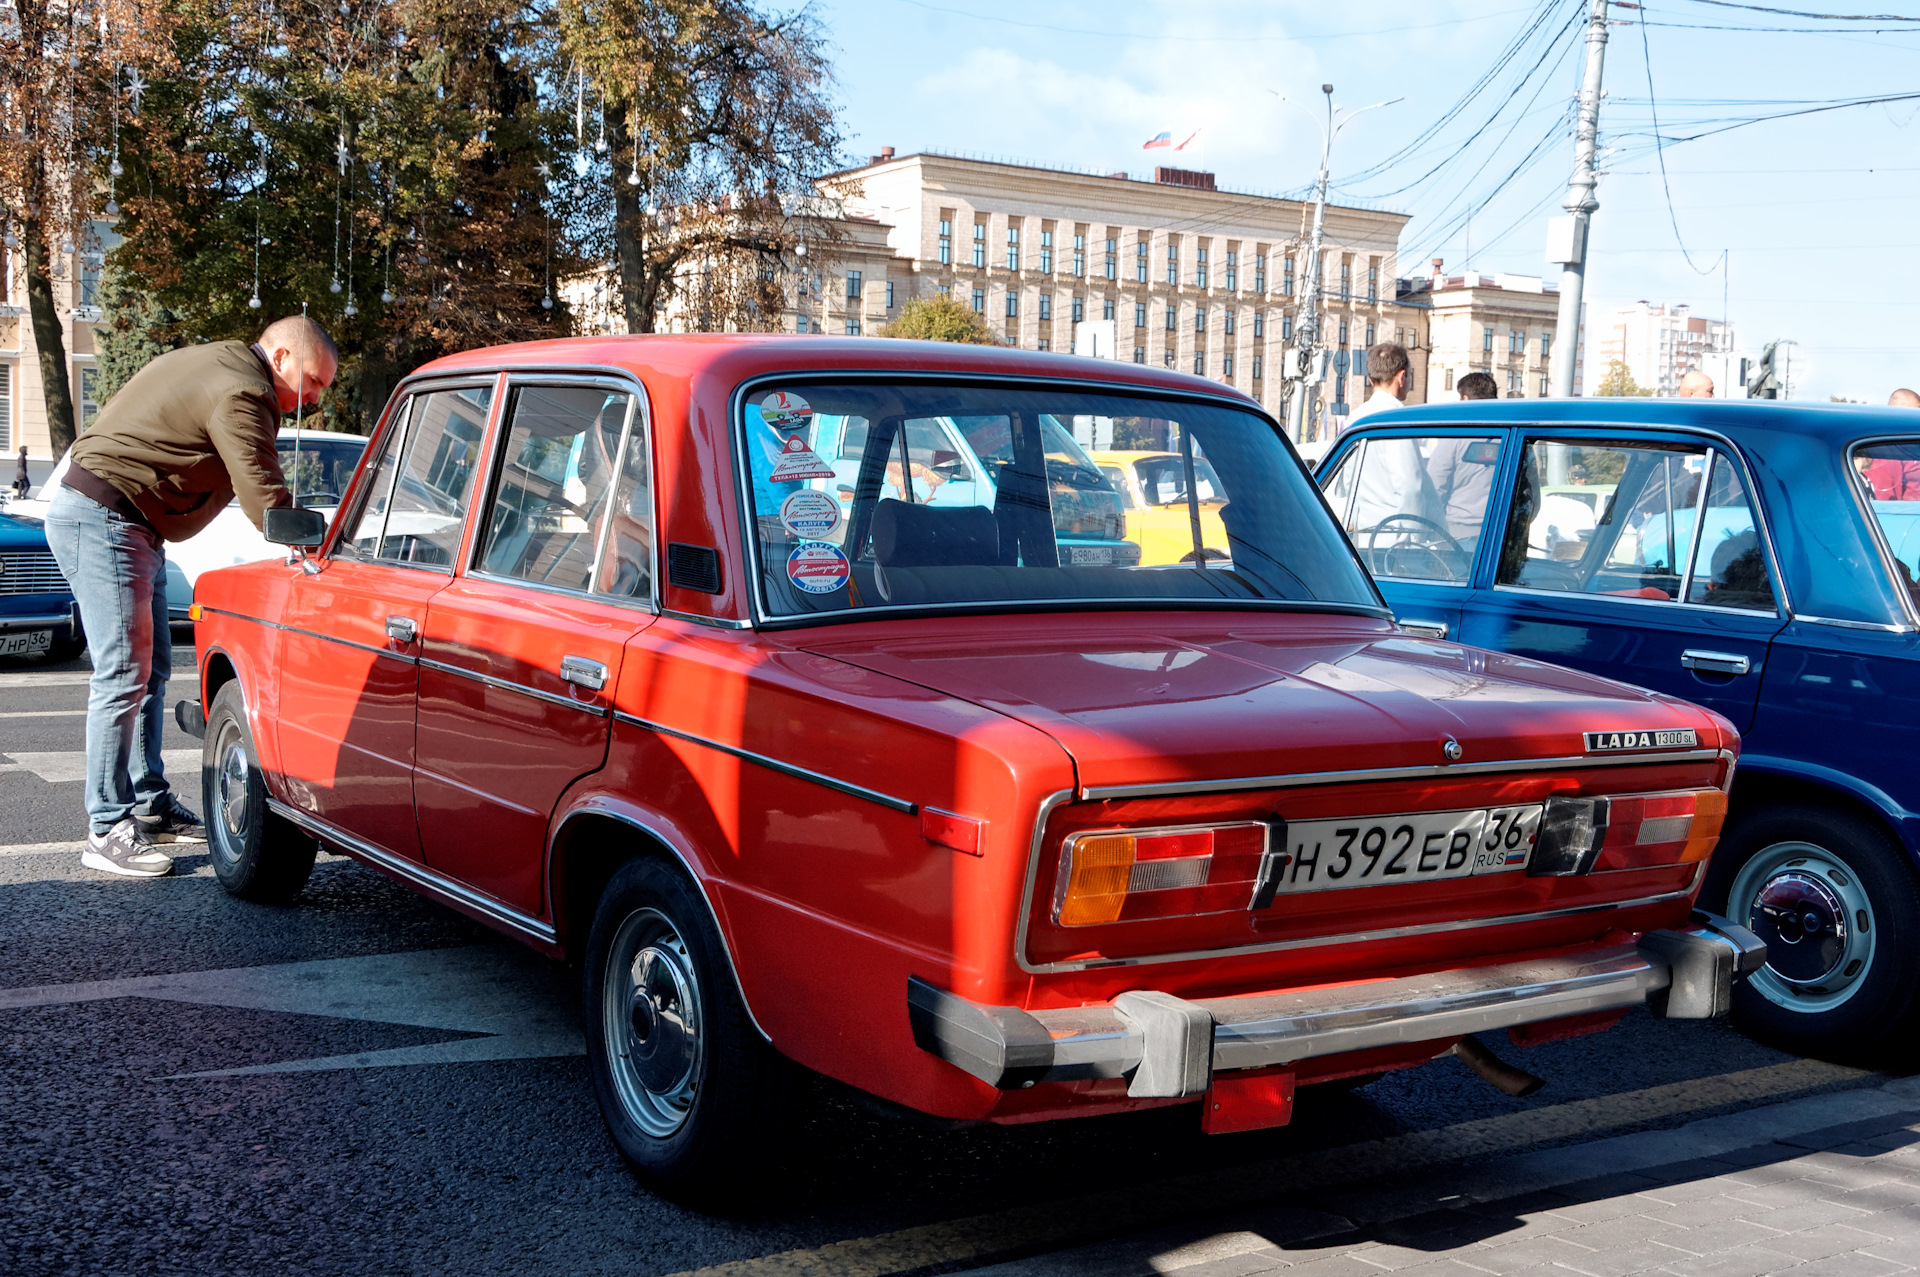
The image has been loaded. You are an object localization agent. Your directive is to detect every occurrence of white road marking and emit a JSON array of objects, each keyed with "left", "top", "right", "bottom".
[
  {"left": 0, "top": 709, "right": 87, "bottom": 718},
  {"left": 0, "top": 672, "right": 102, "bottom": 687},
  {"left": 0, "top": 944, "right": 581, "bottom": 1076},
  {"left": 0, "top": 747, "right": 199, "bottom": 783},
  {"left": 0, "top": 840, "right": 85, "bottom": 857}
]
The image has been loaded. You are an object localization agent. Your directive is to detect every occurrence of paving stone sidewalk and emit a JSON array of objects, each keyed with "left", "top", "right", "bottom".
[{"left": 972, "top": 1078, "right": 1920, "bottom": 1277}]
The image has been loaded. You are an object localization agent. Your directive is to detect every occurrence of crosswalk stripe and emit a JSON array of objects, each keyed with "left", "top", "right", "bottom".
[
  {"left": 0, "top": 709, "right": 87, "bottom": 718},
  {"left": 0, "top": 841, "right": 85, "bottom": 856},
  {"left": 0, "top": 748, "right": 200, "bottom": 783}
]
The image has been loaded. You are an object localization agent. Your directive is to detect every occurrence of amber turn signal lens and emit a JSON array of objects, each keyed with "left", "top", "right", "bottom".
[
  {"left": 186, "top": 603, "right": 204, "bottom": 622},
  {"left": 1592, "top": 788, "right": 1729, "bottom": 871},
  {"left": 1057, "top": 834, "right": 1135, "bottom": 926},
  {"left": 1680, "top": 789, "right": 1728, "bottom": 864}
]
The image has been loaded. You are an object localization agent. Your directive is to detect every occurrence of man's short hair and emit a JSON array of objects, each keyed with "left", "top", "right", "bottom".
[
  {"left": 259, "top": 315, "right": 339, "bottom": 368},
  {"left": 1890, "top": 388, "right": 1920, "bottom": 408},
  {"left": 1366, "top": 342, "right": 1410, "bottom": 384},
  {"left": 1456, "top": 371, "right": 1498, "bottom": 400}
]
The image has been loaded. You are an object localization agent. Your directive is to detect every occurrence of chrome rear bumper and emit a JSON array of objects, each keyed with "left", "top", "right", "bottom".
[{"left": 909, "top": 915, "right": 1765, "bottom": 1100}]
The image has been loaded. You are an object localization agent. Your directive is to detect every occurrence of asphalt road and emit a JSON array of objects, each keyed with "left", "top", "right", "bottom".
[{"left": 0, "top": 640, "right": 1905, "bottom": 1277}]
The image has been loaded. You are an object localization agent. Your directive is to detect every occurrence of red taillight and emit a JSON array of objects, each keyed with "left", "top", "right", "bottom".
[
  {"left": 1053, "top": 823, "right": 1267, "bottom": 926},
  {"left": 1594, "top": 789, "right": 1728, "bottom": 871}
]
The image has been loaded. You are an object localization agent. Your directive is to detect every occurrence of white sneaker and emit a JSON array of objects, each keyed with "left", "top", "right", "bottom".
[{"left": 81, "top": 818, "right": 175, "bottom": 878}]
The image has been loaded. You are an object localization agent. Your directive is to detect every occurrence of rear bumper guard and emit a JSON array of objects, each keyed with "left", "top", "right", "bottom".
[{"left": 908, "top": 913, "right": 1766, "bottom": 1100}]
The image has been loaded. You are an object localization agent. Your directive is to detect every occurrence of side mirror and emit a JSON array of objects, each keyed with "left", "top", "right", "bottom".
[{"left": 263, "top": 505, "right": 327, "bottom": 547}]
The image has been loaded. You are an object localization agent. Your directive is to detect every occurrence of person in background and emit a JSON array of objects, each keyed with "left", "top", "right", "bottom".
[
  {"left": 1456, "top": 371, "right": 1498, "bottom": 402},
  {"left": 1859, "top": 389, "right": 1920, "bottom": 501},
  {"left": 1344, "top": 342, "right": 1411, "bottom": 429},
  {"left": 1677, "top": 369, "right": 1715, "bottom": 398},
  {"left": 12, "top": 443, "right": 28, "bottom": 499},
  {"left": 43, "top": 315, "right": 337, "bottom": 878}
]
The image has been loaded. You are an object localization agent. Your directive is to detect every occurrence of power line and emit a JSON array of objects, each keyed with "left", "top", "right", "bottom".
[
  {"left": 880, "top": 0, "right": 1541, "bottom": 43},
  {"left": 1678, "top": 0, "right": 1920, "bottom": 20},
  {"left": 1638, "top": 6, "right": 1721, "bottom": 273}
]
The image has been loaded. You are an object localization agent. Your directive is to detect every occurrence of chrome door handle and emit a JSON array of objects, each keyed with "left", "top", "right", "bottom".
[
  {"left": 385, "top": 616, "right": 417, "bottom": 643},
  {"left": 561, "top": 655, "right": 609, "bottom": 691},
  {"left": 1681, "top": 649, "right": 1751, "bottom": 676},
  {"left": 1399, "top": 619, "right": 1449, "bottom": 640}
]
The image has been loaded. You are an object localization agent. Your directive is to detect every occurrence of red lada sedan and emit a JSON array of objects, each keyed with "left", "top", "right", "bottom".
[{"left": 181, "top": 336, "right": 1762, "bottom": 1198}]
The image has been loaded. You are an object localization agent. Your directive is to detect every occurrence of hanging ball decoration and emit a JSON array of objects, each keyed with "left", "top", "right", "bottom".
[
  {"left": 573, "top": 153, "right": 590, "bottom": 177},
  {"left": 595, "top": 137, "right": 608, "bottom": 155},
  {"left": 105, "top": 199, "right": 119, "bottom": 217},
  {"left": 380, "top": 289, "right": 394, "bottom": 304},
  {"left": 329, "top": 277, "right": 342, "bottom": 294},
  {"left": 541, "top": 294, "right": 554, "bottom": 310},
  {"left": 571, "top": 184, "right": 584, "bottom": 200},
  {"left": 794, "top": 241, "right": 807, "bottom": 258},
  {"left": 248, "top": 294, "right": 262, "bottom": 310},
  {"left": 627, "top": 168, "right": 641, "bottom": 187},
  {"left": 644, "top": 202, "right": 658, "bottom": 216},
  {"left": 344, "top": 300, "right": 357, "bottom": 317},
  {"left": 59, "top": 239, "right": 73, "bottom": 255},
  {"left": 109, "top": 158, "right": 124, "bottom": 178},
  {"left": 4, "top": 229, "right": 17, "bottom": 249}
]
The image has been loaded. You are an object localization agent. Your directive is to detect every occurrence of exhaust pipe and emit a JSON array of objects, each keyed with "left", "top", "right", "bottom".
[{"left": 1451, "top": 1034, "right": 1545, "bottom": 1097}]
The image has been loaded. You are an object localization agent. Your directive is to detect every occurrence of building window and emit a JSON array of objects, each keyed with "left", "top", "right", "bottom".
[
  {"left": 1507, "top": 368, "right": 1520, "bottom": 393},
  {"left": 1509, "top": 329, "right": 1522, "bottom": 355},
  {"left": 1037, "top": 338, "right": 1050, "bottom": 351},
  {"left": 1166, "top": 241, "right": 1179, "bottom": 286},
  {"left": 1483, "top": 326, "right": 1494, "bottom": 353},
  {"left": 1367, "top": 261, "right": 1379, "bottom": 303},
  {"left": 1540, "top": 375, "right": 1550, "bottom": 396},
  {"left": 845, "top": 319, "right": 861, "bottom": 336},
  {"left": 1105, "top": 238, "right": 1118, "bottom": 280},
  {"left": 846, "top": 270, "right": 862, "bottom": 299},
  {"left": 80, "top": 253, "right": 101, "bottom": 308},
  {"left": 78, "top": 365, "right": 99, "bottom": 429},
  {"left": 939, "top": 218, "right": 953, "bottom": 265},
  {"left": 1136, "top": 240, "right": 1149, "bottom": 283},
  {"left": 1165, "top": 305, "right": 1177, "bottom": 332},
  {"left": 1224, "top": 311, "right": 1236, "bottom": 336},
  {"left": 1074, "top": 234, "right": 1086, "bottom": 276},
  {"left": 937, "top": 283, "right": 951, "bottom": 298},
  {"left": 1283, "top": 256, "right": 1295, "bottom": 296},
  {"left": 1224, "top": 353, "right": 1234, "bottom": 377},
  {"left": 1541, "top": 332, "right": 1552, "bottom": 359},
  {"left": 1101, "top": 299, "right": 1113, "bottom": 321},
  {"left": 1193, "top": 353, "right": 1206, "bottom": 375},
  {"left": 1253, "top": 313, "right": 1264, "bottom": 339},
  {"left": 1252, "top": 356, "right": 1263, "bottom": 380},
  {"left": 1038, "top": 293, "right": 1052, "bottom": 320},
  {"left": 1006, "top": 224, "right": 1021, "bottom": 271},
  {"left": 1253, "top": 253, "right": 1266, "bottom": 294},
  {"left": 1225, "top": 251, "right": 1238, "bottom": 292},
  {"left": 1041, "top": 230, "right": 1054, "bottom": 274},
  {"left": 1365, "top": 322, "right": 1375, "bottom": 348},
  {"left": 1134, "top": 347, "right": 1146, "bottom": 364},
  {"left": 972, "top": 223, "right": 986, "bottom": 269},
  {"left": 1196, "top": 247, "right": 1209, "bottom": 289},
  {"left": 1339, "top": 261, "right": 1351, "bottom": 299},
  {"left": 1164, "top": 350, "right": 1175, "bottom": 369},
  {"left": 1072, "top": 295, "right": 1084, "bottom": 323},
  {"left": 1337, "top": 319, "right": 1348, "bottom": 345},
  {"left": 1134, "top": 303, "right": 1147, "bottom": 328},
  {"left": 971, "top": 287, "right": 985, "bottom": 313},
  {"left": 1195, "top": 309, "right": 1206, "bottom": 333},
  {"left": 1006, "top": 292, "right": 1020, "bottom": 318},
  {"left": 1445, "top": 368, "right": 1455, "bottom": 390},
  {"left": 886, "top": 281, "right": 895, "bottom": 309},
  {"left": 1281, "top": 314, "right": 1292, "bottom": 341}
]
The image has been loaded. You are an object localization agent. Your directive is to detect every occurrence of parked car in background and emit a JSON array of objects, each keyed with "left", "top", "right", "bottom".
[
  {"left": 1092, "top": 449, "right": 1230, "bottom": 564},
  {"left": 1320, "top": 400, "right": 1920, "bottom": 1060},
  {"left": 183, "top": 337, "right": 1759, "bottom": 1199},
  {"left": 0, "top": 503, "right": 84, "bottom": 661}
]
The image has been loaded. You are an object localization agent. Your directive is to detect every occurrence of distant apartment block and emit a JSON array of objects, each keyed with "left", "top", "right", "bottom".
[
  {"left": 1596, "top": 301, "right": 1735, "bottom": 397},
  {"left": 1404, "top": 264, "right": 1578, "bottom": 399}
]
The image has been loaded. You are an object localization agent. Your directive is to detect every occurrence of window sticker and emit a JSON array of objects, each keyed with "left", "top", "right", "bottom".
[
  {"left": 787, "top": 541, "right": 850, "bottom": 593},
  {"left": 760, "top": 390, "right": 814, "bottom": 432},
  {"left": 780, "top": 489, "right": 842, "bottom": 539},
  {"left": 768, "top": 435, "right": 834, "bottom": 482}
]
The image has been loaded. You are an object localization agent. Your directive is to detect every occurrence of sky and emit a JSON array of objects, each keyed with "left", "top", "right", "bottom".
[{"left": 806, "top": 0, "right": 1920, "bottom": 402}]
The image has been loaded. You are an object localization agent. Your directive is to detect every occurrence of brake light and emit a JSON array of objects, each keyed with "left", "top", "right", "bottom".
[
  {"left": 1053, "top": 823, "right": 1267, "bottom": 926},
  {"left": 1594, "top": 789, "right": 1727, "bottom": 871}
]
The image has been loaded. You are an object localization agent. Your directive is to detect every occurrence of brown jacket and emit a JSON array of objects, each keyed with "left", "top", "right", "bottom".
[{"left": 68, "top": 341, "right": 290, "bottom": 541}]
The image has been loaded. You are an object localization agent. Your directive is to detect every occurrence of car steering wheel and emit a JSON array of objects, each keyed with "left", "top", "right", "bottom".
[{"left": 1362, "top": 513, "right": 1466, "bottom": 581}]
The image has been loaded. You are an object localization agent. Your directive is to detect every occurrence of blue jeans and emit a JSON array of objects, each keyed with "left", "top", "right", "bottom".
[{"left": 43, "top": 487, "right": 173, "bottom": 836}]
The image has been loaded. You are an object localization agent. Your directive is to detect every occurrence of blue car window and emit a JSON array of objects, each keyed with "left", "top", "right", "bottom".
[
  {"left": 1684, "top": 454, "right": 1777, "bottom": 613},
  {"left": 1321, "top": 435, "right": 1497, "bottom": 585},
  {"left": 1852, "top": 440, "right": 1920, "bottom": 612}
]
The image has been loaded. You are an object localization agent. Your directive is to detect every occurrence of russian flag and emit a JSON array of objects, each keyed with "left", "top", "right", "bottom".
[{"left": 1143, "top": 129, "right": 1201, "bottom": 152}]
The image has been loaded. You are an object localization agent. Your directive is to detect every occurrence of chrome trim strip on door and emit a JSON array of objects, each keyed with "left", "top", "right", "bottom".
[
  {"left": 268, "top": 797, "right": 558, "bottom": 945},
  {"left": 659, "top": 608, "right": 754, "bottom": 630},
  {"left": 199, "top": 606, "right": 410, "bottom": 662},
  {"left": 418, "top": 656, "right": 609, "bottom": 717},
  {"left": 1796, "top": 614, "right": 1914, "bottom": 633},
  {"left": 611, "top": 710, "right": 917, "bottom": 814},
  {"left": 1076, "top": 748, "right": 1724, "bottom": 802}
]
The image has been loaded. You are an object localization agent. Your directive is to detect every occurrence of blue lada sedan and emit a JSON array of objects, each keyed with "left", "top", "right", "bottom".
[
  {"left": 0, "top": 504, "right": 84, "bottom": 661},
  {"left": 1319, "top": 399, "right": 1920, "bottom": 1060}
]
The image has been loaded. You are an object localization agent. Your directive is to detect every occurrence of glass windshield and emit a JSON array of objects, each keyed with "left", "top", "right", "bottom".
[
  {"left": 279, "top": 438, "right": 367, "bottom": 509},
  {"left": 740, "top": 381, "right": 1378, "bottom": 619}
]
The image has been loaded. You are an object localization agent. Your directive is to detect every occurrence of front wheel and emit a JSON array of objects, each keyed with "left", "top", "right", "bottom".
[
  {"left": 583, "top": 856, "right": 790, "bottom": 1201},
  {"left": 1702, "top": 804, "right": 1920, "bottom": 1061},
  {"left": 202, "top": 682, "right": 317, "bottom": 903}
]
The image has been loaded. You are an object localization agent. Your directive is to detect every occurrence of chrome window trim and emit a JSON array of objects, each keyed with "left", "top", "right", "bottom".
[
  {"left": 659, "top": 608, "right": 753, "bottom": 630},
  {"left": 1796, "top": 613, "right": 1914, "bottom": 633},
  {"left": 268, "top": 797, "right": 558, "bottom": 946},
  {"left": 419, "top": 656, "right": 609, "bottom": 718},
  {"left": 1015, "top": 749, "right": 1736, "bottom": 974},
  {"left": 612, "top": 709, "right": 916, "bottom": 813},
  {"left": 725, "top": 368, "right": 1387, "bottom": 630},
  {"left": 1843, "top": 434, "right": 1920, "bottom": 631},
  {"left": 1077, "top": 748, "right": 1724, "bottom": 802},
  {"left": 348, "top": 376, "right": 507, "bottom": 576},
  {"left": 1487, "top": 582, "right": 1781, "bottom": 618},
  {"left": 328, "top": 393, "right": 413, "bottom": 566}
]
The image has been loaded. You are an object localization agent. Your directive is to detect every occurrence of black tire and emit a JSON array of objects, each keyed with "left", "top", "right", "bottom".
[
  {"left": 201, "top": 681, "right": 317, "bottom": 903},
  {"left": 583, "top": 856, "right": 789, "bottom": 1202},
  {"left": 1700, "top": 803, "right": 1920, "bottom": 1061}
]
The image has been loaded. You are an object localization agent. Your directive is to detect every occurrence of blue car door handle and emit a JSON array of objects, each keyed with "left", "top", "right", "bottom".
[
  {"left": 1681, "top": 649, "right": 1753, "bottom": 676},
  {"left": 1399, "top": 618, "right": 1450, "bottom": 640}
]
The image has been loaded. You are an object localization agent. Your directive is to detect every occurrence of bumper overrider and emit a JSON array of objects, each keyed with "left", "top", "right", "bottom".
[{"left": 909, "top": 913, "right": 1766, "bottom": 1100}]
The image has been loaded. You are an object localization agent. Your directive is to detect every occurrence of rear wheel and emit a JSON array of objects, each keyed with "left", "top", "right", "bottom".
[
  {"left": 1702, "top": 803, "right": 1920, "bottom": 1060},
  {"left": 583, "top": 856, "right": 790, "bottom": 1202},
  {"left": 202, "top": 682, "right": 317, "bottom": 903}
]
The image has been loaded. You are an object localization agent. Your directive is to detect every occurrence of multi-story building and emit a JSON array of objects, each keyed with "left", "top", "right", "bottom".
[
  {"left": 3, "top": 224, "right": 111, "bottom": 466},
  {"left": 1595, "top": 301, "right": 1735, "bottom": 397},
  {"left": 809, "top": 150, "right": 1424, "bottom": 430},
  {"left": 1408, "top": 265, "right": 1577, "bottom": 400}
]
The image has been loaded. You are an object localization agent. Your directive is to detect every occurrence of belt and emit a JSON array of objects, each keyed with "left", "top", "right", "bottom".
[{"left": 63, "top": 464, "right": 156, "bottom": 531}]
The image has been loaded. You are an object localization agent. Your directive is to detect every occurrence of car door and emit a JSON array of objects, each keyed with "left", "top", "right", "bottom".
[
  {"left": 412, "top": 378, "right": 657, "bottom": 917},
  {"left": 1317, "top": 427, "right": 1507, "bottom": 641},
  {"left": 1456, "top": 431, "right": 1787, "bottom": 733},
  {"left": 274, "top": 381, "right": 497, "bottom": 859}
]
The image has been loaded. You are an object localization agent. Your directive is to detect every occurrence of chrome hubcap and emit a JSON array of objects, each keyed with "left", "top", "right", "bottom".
[
  {"left": 602, "top": 908, "right": 703, "bottom": 1137},
  {"left": 1731, "top": 841, "right": 1875, "bottom": 1014},
  {"left": 209, "top": 723, "right": 251, "bottom": 870}
]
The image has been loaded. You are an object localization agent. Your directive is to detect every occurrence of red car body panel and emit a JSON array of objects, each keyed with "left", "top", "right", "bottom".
[{"left": 191, "top": 335, "right": 1740, "bottom": 1127}]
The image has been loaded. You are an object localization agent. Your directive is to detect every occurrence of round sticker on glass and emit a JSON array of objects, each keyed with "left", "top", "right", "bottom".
[
  {"left": 787, "top": 541, "right": 850, "bottom": 594},
  {"left": 780, "top": 490, "right": 842, "bottom": 539},
  {"left": 761, "top": 390, "right": 813, "bottom": 432}
]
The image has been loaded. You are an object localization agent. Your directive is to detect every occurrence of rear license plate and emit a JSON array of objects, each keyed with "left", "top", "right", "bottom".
[
  {"left": 0, "top": 630, "right": 51, "bottom": 657},
  {"left": 1266, "top": 805, "right": 1545, "bottom": 896}
]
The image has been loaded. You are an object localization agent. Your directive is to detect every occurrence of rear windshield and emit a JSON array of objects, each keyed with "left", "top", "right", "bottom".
[{"left": 738, "top": 381, "right": 1379, "bottom": 620}]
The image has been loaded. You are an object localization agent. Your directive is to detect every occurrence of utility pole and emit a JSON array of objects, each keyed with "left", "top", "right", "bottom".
[
  {"left": 1546, "top": 0, "right": 1610, "bottom": 399},
  {"left": 1285, "top": 85, "right": 1335, "bottom": 445}
]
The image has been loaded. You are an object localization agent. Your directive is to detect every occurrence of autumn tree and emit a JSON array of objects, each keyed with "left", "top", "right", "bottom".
[
  {"left": 1596, "top": 360, "right": 1653, "bottom": 398},
  {"left": 882, "top": 293, "right": 997, "bottom": 345}
]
